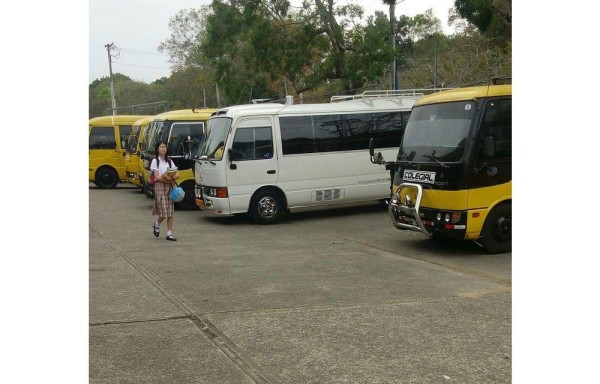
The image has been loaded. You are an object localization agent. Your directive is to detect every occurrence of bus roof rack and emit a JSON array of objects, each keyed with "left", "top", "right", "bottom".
[{"left": 330, "top": 88, "right": 450, "bottom": 103}]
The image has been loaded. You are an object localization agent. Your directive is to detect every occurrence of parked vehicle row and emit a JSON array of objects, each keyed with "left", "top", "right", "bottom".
[
  {"left": 89, "top": 115, "right": 151, "bottom": 189},
  {"left": 89, "top": 82, "right": 511, "bottom": 253},
  {"left": 88, "top": 109, "right": 216, "bottom": 210}
]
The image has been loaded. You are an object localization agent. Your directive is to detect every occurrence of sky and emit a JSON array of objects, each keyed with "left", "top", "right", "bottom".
[{"left": 89, "top": 0, "right": 457, "bottom": 84}]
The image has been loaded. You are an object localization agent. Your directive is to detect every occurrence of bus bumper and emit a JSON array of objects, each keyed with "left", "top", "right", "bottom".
[
  {"left": 195, "top": 185, "right": 231, "bottom": 215},
  {"left": 388, "top": 182, "right": 467, "bottom": 241}
]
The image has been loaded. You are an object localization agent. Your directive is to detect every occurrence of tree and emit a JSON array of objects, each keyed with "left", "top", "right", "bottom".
[
  {"left": 158, "top": 7, "right": 210, "bottom": 70},
  {"left": 451, "top": 0, "right": 511, "bottom": 43},
  {"left": 199, "top": 0, "right": 399, "bottom": 99}
]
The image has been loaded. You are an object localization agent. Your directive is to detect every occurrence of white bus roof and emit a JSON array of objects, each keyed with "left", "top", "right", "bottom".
[{"left": 212, "top": 96, "right": 420, "bottom": 119}]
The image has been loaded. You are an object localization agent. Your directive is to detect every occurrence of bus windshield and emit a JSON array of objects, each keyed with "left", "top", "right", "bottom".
[
  {"left": 399, "top": 101, "right": 477, "bottom": 163},
  {"left": 198, "top": 117, "right": 232, "bottom": 160}
]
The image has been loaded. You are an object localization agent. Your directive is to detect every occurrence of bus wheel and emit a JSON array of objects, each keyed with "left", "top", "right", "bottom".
[
  {"left": 250, "top": 189, "right": 285, "bottom": 224},
  {"left": 140, "top": 177, "right": 147, "bottom": 195},
  {"left": 95, "top": 167, "right": 118, "bottom": 189},
  {"left": 145, "top": 185, "right": 154, "bottom": 198},
  {"left": 481, "top": 203, "right": 511, "bottom": 254}
]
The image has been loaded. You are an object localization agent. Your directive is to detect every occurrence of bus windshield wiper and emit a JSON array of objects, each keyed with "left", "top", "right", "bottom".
[
  {"left": 198, "top": 155, "right": 216, "bottom": 165},
  {"left": 421, "top": 150, "right": 449, "bottom": 168},
  {"left": 399, "top": 150, "right": 415, "bottom": 166}
]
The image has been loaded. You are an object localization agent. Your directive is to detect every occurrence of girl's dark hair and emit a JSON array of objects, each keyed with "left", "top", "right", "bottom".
[{"left": 154, "top": 141, "right": 172, "bottom": 167}]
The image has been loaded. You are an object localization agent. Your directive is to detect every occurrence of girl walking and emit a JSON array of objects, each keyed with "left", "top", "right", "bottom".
[{"left": 151, "top": 141, "right": 179, "bottom": 241}]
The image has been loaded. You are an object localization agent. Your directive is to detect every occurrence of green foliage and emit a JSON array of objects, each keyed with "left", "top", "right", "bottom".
[
  {"left": 158, "top": 7, "right": 209, "bottom": 70},
  {"left": 397, "top": 29, "right": 511, "bottom": 89},
  {"left": 452, "top": 0, "right": 511, "bottom": 43}
]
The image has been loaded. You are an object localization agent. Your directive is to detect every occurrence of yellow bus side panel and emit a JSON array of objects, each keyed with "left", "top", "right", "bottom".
[
  {"left": 126, "top": 154, "right": 141, "bottom": 186},
  {"left": 89, "top": 149, "right": 126, "bottom": 182},
  {"left": 140, "top": 158, "right": 151, "bottom": 184},
  {"left": 465, "top": 181, "right": 512, "bottom": 239},
  {"left": 176, "top": 169, "right": 195, "bottom": 186}
]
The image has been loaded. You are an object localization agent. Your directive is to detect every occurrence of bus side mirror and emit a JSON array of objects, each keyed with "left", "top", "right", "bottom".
[
  {"left": 483, "top": 136, "right": 495, "bottom": 158},
  {"left": 369, "top": 138, "right": 385, "bottom": 164}
]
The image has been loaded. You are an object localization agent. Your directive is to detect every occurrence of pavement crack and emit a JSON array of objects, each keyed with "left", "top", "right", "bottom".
[
  {"left": 90, "top": 224, "right": 272, "bottom": 384},
  {"left": 90, "top": 315, "right": 188, "bottom": 327}
]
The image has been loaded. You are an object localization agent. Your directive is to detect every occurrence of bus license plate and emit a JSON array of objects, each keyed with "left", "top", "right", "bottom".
[{"left": 403, "top": 170, "right": 436, "bottom": 184}]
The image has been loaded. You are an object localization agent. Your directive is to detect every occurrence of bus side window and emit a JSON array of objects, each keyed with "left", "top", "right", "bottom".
[
  {"left": 478, "top": 99, "right": 512, "bottom": 160},
  {"left": 232, "top": 127, "right": 273, "bottom": 160},
  {"left": 119, "top": 125, "right": 132, "bottom": 149},
  {"left": 89, "top": 126, "right": 116, "bottom": 149}
]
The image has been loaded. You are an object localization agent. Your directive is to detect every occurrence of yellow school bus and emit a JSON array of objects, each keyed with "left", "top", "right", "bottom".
[
  {"left": 89, "top": 115, "right": 151, "bottom": 188},
  {"left": 370, "top": 82, "right": 511, "bottom": 253},
  {"left": 124, "top": 116, "right": 153, "bottom": 188},
  {"left": 141, "top": 108, "right": 217, "bottom": 208}
]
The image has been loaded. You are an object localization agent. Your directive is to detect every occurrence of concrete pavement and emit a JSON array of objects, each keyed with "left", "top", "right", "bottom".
[{"left": 89, "top": 184, "right": 511, "bottom": 383}]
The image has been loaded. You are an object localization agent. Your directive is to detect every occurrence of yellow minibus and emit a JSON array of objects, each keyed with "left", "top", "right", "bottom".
[
  {"left": 370, "top": 81, "right": 512, "bottom": 253},
  {"left": 89, "top": 115, "right": 151, "bottom": 188},
  {"left": 141, "top": 109, "right": 217, "bottom": 208}
]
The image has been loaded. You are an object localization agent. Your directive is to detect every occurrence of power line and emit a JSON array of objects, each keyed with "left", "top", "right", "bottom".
[
  {"left": 118, "top": 48, "right": 168, "bottom": 56},
  {"left": 111, "top": 60, "right": 169, "bottom": 69}
]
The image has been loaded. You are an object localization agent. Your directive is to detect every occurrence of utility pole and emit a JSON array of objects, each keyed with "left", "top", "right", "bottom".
[
  {"left": 105, "top": 43, "right": 117, "bottom": 116},
  {"left": 215, "top": 84, "right": 221, "bottom": 108},
  {"left": 388, "top": 0, "right": 406, "bottom": 90},
  {"left": 390, "top": 1, "right": 396, "bottom": 90}
]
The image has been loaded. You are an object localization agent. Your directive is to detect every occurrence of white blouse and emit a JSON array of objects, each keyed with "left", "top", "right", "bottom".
[{"left": 150, "top": 157, "right": 173, "bottom": 177}]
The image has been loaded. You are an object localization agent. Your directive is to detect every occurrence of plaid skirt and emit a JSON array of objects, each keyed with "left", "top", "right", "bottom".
[{"left": 152, "top": 182, "right": 174, "bottom": 218}]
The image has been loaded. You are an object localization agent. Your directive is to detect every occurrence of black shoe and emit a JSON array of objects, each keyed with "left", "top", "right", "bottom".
[
  {"left": 166, "top": 235, "right": 177, "bottom": 241},
  {"left": 153, "top": 224, "right": 159, "bottom": 237}
]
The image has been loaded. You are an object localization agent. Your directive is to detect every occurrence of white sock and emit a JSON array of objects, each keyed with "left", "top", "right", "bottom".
[
  {"left": 155, "top": 221, "right": 160, "bottom": 228},
  {"left": 167, "top": 230, "right": 172, "bottom": 236}
]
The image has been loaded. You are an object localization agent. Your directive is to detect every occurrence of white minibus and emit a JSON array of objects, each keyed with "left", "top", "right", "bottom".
[{"left": 194, "top": 91, "right": 424, "bottom": 223}]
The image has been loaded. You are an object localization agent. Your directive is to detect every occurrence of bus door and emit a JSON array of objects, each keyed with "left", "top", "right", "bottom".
[
  {"left": 469, "top": 98, "right": 512, "bottom": 208},
  {"left": 226, "top": 117, "right": 278, "bottom": 212}
]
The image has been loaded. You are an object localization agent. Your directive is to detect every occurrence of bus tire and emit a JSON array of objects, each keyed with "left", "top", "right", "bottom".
[
  {"left": 481, "top": 202, "right": 511, "bottom": 254},
  {"left": 175, "top": 181, "right": 198, "bottom": 210},
  {"left": 250, "top": 189, "right": 285, "bottom": 224},
  {"left": 145, "top": 185, "right": 154, "bottom": 198},
  {"left": 95, "top": 167, "right": 119, "bottom": 189},
  {"left": 140, "top": 175, "right": 146, "bottom": 194}
]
